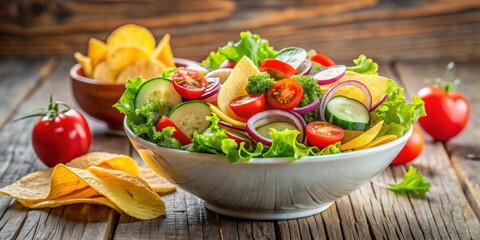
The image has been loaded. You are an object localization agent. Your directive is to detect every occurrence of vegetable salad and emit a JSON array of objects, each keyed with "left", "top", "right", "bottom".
[{"left": 114, "top": 32, "right": 425, "bottom": 163}]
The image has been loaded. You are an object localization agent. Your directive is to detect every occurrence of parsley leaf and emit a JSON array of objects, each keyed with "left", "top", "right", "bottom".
[{"left": 388, "top": 166, "right": 431, "bottom": 197}]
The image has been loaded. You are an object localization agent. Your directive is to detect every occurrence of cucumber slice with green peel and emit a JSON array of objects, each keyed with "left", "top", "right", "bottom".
[
  {"left": 168, "top": 101, "right": 211, "bottom": 138},
  {"left": 325, "top": 96, "right": 370, "bottom": 131},
  {"left": 134, "top": 77, "right": 182, "bottom": 109}
]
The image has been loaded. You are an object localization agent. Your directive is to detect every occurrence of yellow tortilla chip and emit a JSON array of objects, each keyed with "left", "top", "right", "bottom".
[
  {"left": 74, "top": 52, "right": 93, "bottom": 78},
  {"left": 139, "top": 167, "right": 176, "bottom": 195},
  {"left": 107, "top": 24, "right": 156, "bottom": 55},
  {"left": 107, "top": 46, "right": 150, "bottom": 72},
  {"left": 116, "top": 58, "right": 166, "bottom": 83},
  {"left": 0, "top": 152, "right": 172, "bottom": 220},
  {"left": 340, "top": 121, "right": 384, "bottom": 151},
  {"left": 321, "top": 71, "right": 387, "bottom": 105},
  {"left": 92, "top": 61, "right": 119, "bottom": 83},
  {"left": 152, "top": 33, "right": 175, "bottom": 68},
  {"left": 88, "top": 38, "right": 108, "bottom": 68},
  {"left": 86, "top": 166, "right": 165, "bottom": 220},
  {"left": 355, "top": 135, "right": 397, "bottom": 150},
  {"left": 66, "top": 152, "right": 139, "bottom": 176}
]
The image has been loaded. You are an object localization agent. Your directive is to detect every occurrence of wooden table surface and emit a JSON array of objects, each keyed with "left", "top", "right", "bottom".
[{"left": 0, "top": 56, "right": 478, "bottom": 239}]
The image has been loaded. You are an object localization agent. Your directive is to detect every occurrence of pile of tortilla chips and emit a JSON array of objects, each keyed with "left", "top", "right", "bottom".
[
  {"left": 0, "top": 152, "right": 175, "bottom": 220},
  {"left": 75, "top": 24, "right": 175, "bottom": 83}
]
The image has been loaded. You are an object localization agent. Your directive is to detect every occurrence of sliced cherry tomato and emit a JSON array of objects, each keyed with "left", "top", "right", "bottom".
[
  {"left": 156, "top": 115, "right": 192, "bottom": 145},
  {"left": 219, "top": 59, "right": 237, "bottom": 69},
  {"left": 391, "top": 126, "right": 424, "bottom": 165},
  {"left": 306, "top": 121, "right": 345, "bottom": 149},
  {"left": 260, "top": 59, "right": 298, "bottom": 78},
  {"left": 229, "top": 94, "right": 266, "bottom": 119},
  {"left": 266, "top": 78, "right": 303, "bottom": 110},
  {"left": 172, "top": 68, "right": 207, "bottom": 99},
  {"left": 225, "top": 129, "right": 252, "bottom": 147},
  {"left": 310, "top": 53, "right": 336, "bottom": 67}
]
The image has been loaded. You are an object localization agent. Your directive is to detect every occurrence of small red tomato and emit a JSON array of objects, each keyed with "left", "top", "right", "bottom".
[
  {"left": 391, "top": 126, "right": 425, "bottom": 165},
  {"left": 266, "top": 78, "right": 304, "bottom": 110},
  {"left": 417, "top": 80, "right": 469, "bottom": 142},
  {"left": 172, "top": 68, "right": 207, "bottom": 99},
  {"left": 260, "top": 59, "right": 298, "bottom": 79},
  {"left": 306, "top": 121, "right": 345, "bottom": 149},
  {"left": 156, "top": 115, "right": 191, "bottom": 145},
  {"left": 219, "top": 59, "right": 237, "bottom": 69},
  {"left": 310, "top": 53, "right": 336, "bottom": 67},
  {"left": 24, "top": 97, "right": 91, "bottom": 167},
  {"left": 229, "top": 94, "right": 266, "bottom": 119}
]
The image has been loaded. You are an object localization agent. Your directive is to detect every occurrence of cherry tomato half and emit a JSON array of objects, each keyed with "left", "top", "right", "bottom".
[
  {"left": 310, "top": 53, "right": 336, "bottom": 67},
  {"left": 260, "top": 59, "right": 298, "bottom": 78},
  {"left": 219, "top": 59, "right": 237, "bottom": 69},
  {"left": 156, "top": 115, "right": 192, "bottom": 145},
  {"left": 306, "top": 121, "right": 345, "bottom": 149},
  {"left": 391, "top": 126, "right": 424, "bottom": 165},
  {"left": 266, "top": 78, "right": 303, "bottom": 110},
  {"left": 172, "top": 68, "right": 207, "bottom": 99},
  {"left": 229, "top": 94, "right": 266, "bottom": 119}
]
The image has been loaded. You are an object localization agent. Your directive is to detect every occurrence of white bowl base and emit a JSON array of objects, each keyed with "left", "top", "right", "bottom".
[{"left": 204, "top": 202, "right": 334, "bottom": 220}]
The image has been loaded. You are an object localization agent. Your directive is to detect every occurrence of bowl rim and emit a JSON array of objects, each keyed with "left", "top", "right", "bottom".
[
  {"left": 70, "top": 57, "right": 205, "bottom": 86},
  {"left": 124, "top": 117, "right": 413, "bottom": 165}
]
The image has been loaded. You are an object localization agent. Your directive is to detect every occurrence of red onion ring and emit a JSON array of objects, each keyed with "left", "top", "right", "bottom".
[
  {"left": 320, "top": 80, "right": 373, "bottom": 121},
  {"left": 370, "top": 93, "right": 388, "bottom": 112},
  {"left": 311, "top": 65, "right": 346, "bottom": 85},
  {"left": 246, "top": 110, "right": 306, "bottom": 146},
  {"left": 219, "top": 120, "right": 246, "bottom": 131},
  {"left": 297, "top": 60, "right": 312, "bottom": 76},
  {"left": 292, "top": 97, "right": 320, "bottom": 114},
  {"left": 200, "top": 77, "right": 220, "bottom": 99}
]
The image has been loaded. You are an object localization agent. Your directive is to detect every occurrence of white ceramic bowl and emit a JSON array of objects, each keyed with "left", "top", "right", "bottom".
[{"left": 125, "top": 120, "right": 411, "bottom": 220}]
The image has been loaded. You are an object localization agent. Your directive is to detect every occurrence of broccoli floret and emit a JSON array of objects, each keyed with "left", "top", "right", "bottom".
[
  {"left": 291, "top": 75, "right": 323, "bottom": 123},
  {"left": 245, "top": 72, "right": 275, "bottom": 95}
]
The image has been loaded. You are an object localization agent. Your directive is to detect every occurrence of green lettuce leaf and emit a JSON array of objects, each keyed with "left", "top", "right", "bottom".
[
  {"left": 113, "top": 77, "right": 176, "bottom": 148},
  {"left": 316, "top": 143, "right": 341, "bottom": 155},
  {"left": 262, "top": 129, "right": 318, "bottom": 159},
  {"left": 371, "top": 79, "right": 426, "bottom": 137},
  {"left": 201, "top": 31, "right": 277, "bottom": 69},
  {"left": 346, "top": 54, "right": 379, "bottom": 75}
]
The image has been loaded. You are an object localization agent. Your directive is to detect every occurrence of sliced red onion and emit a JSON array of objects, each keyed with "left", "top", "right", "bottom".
[
  {"left": 311, "top": 65, "right": 346, "bottom": 85},
  {"left": 292, "top": 97, "right": 320, "bottom": 114},
  {"left": 370, "top": 93, "right": 388, "bottom": 112},
  {"left": 296, "top": 60, "right": 312, "bottom": 75},
  {"left": 288, "top": 110, "right": 308, "bottom": 144},
  {"left": 200, "top": 77, "right": 220, "bottom": 99},
  {"left": 205, "top": 68, "right": 233, "bottom": 84},
  {"left": 246, "top": 110, "right": 306, "bottom": 146},
  {"left": 320, "top": 80, "right": 373, "bottom": 121},
  {"left": 219, "top": 120, "right": 246, "bottom": 131}
]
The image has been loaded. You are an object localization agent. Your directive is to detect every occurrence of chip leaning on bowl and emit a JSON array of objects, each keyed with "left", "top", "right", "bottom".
[{"left": 74, "top": 24, "right": 175, "bottom": 83}]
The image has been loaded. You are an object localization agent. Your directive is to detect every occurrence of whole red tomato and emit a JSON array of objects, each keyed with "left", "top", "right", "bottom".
[
  {"left": 417, "top": 85, "right": 469, "bottom": 142},
  {"left": 391, "top": 126, "right": 424, "bottom": 165},
  {"left": 20, "top": 97, "right": 92, "bottom": 167}
]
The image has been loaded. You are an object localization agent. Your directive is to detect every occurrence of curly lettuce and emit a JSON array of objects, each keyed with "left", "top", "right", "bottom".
[
  {"left": 371, "top": 79, "right": 426, "bottom": 137},
  {"left": 347, "top": 54, "right": 379, "bottom": 75},
  {"left": 201, "top": 31, "right": 277, "bottom": 70}
]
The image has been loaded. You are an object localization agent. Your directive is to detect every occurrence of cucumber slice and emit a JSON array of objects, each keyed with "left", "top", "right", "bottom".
[
  {"left": 168, "top": 101, "right": 211, "bottom": 138},
  {"left": 134, "top": 77, "right": 182, "bottom": 109},
  {"left": 325, "top": 96, "right": 370, "bottom": 131}
]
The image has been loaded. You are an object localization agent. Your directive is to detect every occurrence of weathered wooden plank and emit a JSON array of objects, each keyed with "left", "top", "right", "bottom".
[
  {"left": 394, "top": 61, "right": 480, "bottom": 239},
  {"left": 0, "top": 56, "right": 55, "bottom": 129},
  {"left": 1, "top": 1, "right": 480, "bottom": 62}
]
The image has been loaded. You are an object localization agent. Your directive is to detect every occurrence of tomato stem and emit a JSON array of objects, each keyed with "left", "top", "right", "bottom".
[
  {"left": 434, "top": 62, "right": 461, "bottom": 92},
  {"left": 14, "top": 95, "right": 71, "bottom": 122}
]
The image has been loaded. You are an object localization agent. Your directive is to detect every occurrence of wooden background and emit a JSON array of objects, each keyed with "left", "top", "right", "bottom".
[{"left": 1, "top": 0, "right": 480, "bottom": 62}]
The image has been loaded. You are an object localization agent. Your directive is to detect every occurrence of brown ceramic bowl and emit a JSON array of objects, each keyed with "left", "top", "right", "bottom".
[{"left": 70, "top": 58, "right": 205, "bottom": 131}]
